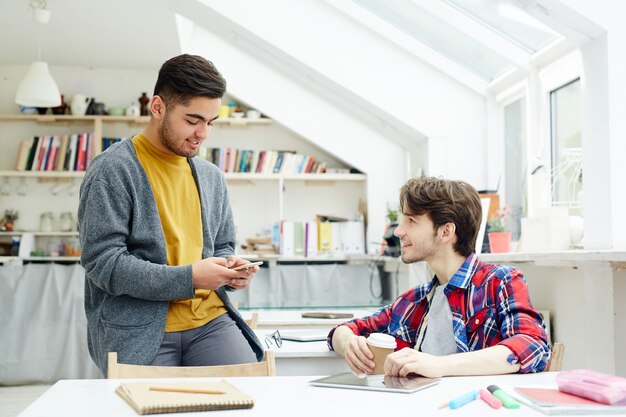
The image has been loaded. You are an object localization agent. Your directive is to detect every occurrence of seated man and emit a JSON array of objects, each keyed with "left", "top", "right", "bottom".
[{"left": 328, "top": 176, "right": 550, "bottom": 378}]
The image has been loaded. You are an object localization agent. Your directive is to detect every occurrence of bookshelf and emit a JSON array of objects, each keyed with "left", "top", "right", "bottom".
[{"left": 0, "top": 114, "right": 368, "bottom": 261}]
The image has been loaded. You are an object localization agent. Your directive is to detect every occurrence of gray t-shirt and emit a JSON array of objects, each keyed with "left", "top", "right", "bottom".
[{"left": 420, "top": 285, "right": 457, "bottom": 356}]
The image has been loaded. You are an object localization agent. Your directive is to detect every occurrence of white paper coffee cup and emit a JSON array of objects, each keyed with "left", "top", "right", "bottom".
[{"left": 366, "top": 333, "right": 397, "bottom": 374}]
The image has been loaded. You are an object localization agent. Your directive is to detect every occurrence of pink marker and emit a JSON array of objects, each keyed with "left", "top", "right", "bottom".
[{"left": 480, "top": 388, "right": 503, "bottom": 409}]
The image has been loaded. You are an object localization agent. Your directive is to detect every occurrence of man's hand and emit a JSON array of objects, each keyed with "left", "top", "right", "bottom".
[
  {"left": 224, "top": 256, "right": 259, "bottom": 290},
  {"left": 191, "top": 256, "right": 258, "bottom": 290},
  {"left": 384, "top": 348, "right": 445, "bottom": 378},
  {"left": 332, "top": 326, "right": 375, "bottom": 376}
]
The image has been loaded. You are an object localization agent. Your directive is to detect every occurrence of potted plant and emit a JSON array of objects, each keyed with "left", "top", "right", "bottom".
[
  {"left": 382, "top": 203, "right": 400, "bottom": 256},
  {"left": 487, "top": 205, "right": 511, "bottom": 253}
]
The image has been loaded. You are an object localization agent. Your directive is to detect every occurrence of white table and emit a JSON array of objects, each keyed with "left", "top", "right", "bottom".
[
  {"left": 242, "top": 307, "right": 378, "bottom": 329},
  {"left": 254, "top": 329, "right": 350, "bottom": 376},
  {"left": 246, "top": 307, "right": 370, "bottom": 376},
  {"left": 20, "top": 373, "right": 609, "bottom": 417}
]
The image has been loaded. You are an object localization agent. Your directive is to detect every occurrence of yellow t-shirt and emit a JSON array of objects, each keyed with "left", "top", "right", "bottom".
[{"left": 132, "top": 134, "right": 226, "bottom": 332}]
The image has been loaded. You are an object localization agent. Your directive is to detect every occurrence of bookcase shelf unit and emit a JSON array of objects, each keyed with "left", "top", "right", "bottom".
[{"left": 0, "top": 113, "right": 368, "bottom": 260}]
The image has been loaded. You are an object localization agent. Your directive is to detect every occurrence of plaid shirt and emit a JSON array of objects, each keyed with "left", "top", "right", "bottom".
[{"left": 328, "top": 253, "right": 550, "bottom": 373}]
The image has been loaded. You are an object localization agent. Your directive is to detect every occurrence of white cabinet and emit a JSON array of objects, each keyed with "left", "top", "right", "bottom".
[{"left": 0, "top": 115, "right": 367, "bottom": 261}]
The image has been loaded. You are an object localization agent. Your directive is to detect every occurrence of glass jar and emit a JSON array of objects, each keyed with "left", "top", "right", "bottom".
[
  {"left": 40, "top": 212, "right": 54, "bottom": 232},
  {"left": 60, "top": 212, "right": 74, "bottom": 231}
]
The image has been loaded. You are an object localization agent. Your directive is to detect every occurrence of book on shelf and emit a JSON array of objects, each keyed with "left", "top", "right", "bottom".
[
  {"left": 55, "top": 135, "right": 69, "bottom": 171},
  {"left": 277, "top": 219, "right": 365, "bottom": 257},
  {"left": 305, "top": 221, "right": 318, "bottom": 258},
  {"left": 514, "top": 387, "right": 626, "bottom": 415},
  {"left": 197, "top": 146, "right": 333, "bottom": 175},
  {"left": 14, "top": 134, "right": 131, "bottom": 173},
  {"left": 15, "top": 138, "right": 32, "bottom": 171},
  {"left": 280, "top": 220, "right": 295, "bottom": 256},
  {"left": 293, "top": 221, "right": 305, "bottom": 256},
  {"left": 115, "top": 380, "right": 254, "bottom": 415},
  {"left": 318, "top": 221, "right": 332, "bottom": 253}
]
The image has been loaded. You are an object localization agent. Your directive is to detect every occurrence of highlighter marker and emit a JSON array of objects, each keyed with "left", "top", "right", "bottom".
[
  {"left": 487, "top": 385, "right": 521, "bottom": 409},
  {"left": 449, "top": 390, "right": 479, "bottom": 409},
  {"left": 479, "top": 388, "right": 502, "bottom": 409}
]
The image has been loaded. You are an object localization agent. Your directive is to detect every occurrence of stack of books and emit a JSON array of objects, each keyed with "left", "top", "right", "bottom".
[
  {"left": 15, "top": 133, "right": 98, "bottom": 172},
  {"left": 198, "top": 147, "right": 327, "bottom": 174}
]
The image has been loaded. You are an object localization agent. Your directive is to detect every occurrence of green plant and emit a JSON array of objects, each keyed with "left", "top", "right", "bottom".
[
  {"left": 487, "top": 205, "right": 510, "bottom": 232},
  {"left": 386, "top": 203, "right": 399, "bottom": 224}
]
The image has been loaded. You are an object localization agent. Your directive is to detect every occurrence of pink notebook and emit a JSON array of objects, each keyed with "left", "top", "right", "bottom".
[{"left": 515, "top": 387, "right": 626, "bottom": 415}]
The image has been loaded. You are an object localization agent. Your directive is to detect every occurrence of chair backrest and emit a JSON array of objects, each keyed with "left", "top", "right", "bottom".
[
  {"left": 107, "top": 350, "right": 275, "bottom": 379},
  {"left": 244, "top": 312, "right": 259, "bottom": 330},
  {"left": 548, "top": 342, "right": 565, "bottom": 372}
]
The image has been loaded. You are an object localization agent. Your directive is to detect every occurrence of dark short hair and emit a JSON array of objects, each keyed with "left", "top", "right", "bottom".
[
  {"left": 399, "top": 176, "right": 482, "bottom": 257},
  {"left": 153, "top": 54, "right": 226, "bottom": 107}
]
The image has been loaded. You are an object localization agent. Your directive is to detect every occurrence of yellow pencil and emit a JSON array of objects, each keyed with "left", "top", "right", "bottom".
[{"left": 149, "top": 387, "right": 226, "bottom": 395}]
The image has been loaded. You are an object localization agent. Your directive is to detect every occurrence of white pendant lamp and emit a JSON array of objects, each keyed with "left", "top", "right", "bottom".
[
  {"left": 15, "top": 61, "right": 61, "bottom": 107},
  {"left": 15, "top": 1, "right": 61, "bottom": 107}
]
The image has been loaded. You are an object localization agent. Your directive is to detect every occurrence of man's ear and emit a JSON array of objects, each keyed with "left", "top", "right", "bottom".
[
  {"left": 440, "top": 222, "right": 456, "bottom": 241},
  {"left": 150, "top": 95, "right": 165, "bottom": 120}
]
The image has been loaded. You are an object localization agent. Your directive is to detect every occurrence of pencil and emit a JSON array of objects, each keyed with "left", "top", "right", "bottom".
[{"left": 149, "top": 386, "right": 226, "bottom": 395}]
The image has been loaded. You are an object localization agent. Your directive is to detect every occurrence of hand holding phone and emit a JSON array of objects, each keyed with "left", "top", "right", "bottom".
[{"left": 230, "top": 261, "right": 264, "bottom": 271}]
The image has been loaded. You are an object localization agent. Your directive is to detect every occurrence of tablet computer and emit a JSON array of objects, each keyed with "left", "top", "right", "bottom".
[
  {"left": 279, "top": 329, "right": 328, "bottom": 342},
  {"left": 309, "top": 372, "right": 440, "bottom": 394}
]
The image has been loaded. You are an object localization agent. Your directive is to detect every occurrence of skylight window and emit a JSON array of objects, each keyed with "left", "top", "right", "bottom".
[
  {"left": 444, "top": 0, "right": 560, "bottom": 53},
  {"left": 353, "top": 0, "right": 514, "bottom": 80}
]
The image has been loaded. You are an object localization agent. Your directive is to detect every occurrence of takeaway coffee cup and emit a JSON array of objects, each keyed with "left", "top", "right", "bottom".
[{"left": 366, "top": 333, "right": 397, "bottom": 374}]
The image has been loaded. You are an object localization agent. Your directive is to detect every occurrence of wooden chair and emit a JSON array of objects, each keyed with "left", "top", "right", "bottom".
[
  {"left": 245, "top": 312, "right": 259, "bottom": 330},
  {"left": 547, "top": 342, "right": 565, "bottom": 372},
  {"left": 107, "top": 350, "right": 275, "bottom": 379}
]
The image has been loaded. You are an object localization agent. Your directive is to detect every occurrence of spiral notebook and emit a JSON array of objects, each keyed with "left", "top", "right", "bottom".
[{"left": 115, "top": 380, "right": 254, "bottom": 415}]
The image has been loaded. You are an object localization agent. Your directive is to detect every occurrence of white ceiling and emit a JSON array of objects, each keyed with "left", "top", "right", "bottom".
[{"left": 0, "top": 0, "right": 180, "bottom": 69}]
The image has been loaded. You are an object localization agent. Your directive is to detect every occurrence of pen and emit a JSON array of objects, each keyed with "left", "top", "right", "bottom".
[
  {"left": 479, "top": 388, "right": 502, "bottom": 409},
  {"left": 149, "top": 387, "right": 226, "bottom": 395},
  {"left": 438, "top": 390, "right": 479, "bottom": 409},
  {"left": 487, "top": 385, "right": 520, "bottom": 409}
]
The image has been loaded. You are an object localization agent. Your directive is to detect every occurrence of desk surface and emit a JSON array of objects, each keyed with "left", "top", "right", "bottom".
[
  {"left": 243, "top": 307, "right": 377, "bottom": 328},
  {"left": 19, "top": 373, "right": 607, "bottom": 417},
  {"left": 255, "top": 329, "right": 333, "bottom": 358}
]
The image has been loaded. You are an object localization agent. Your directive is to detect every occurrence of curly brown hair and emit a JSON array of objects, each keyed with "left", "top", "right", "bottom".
[{"left": 399, "top": 176, "right": 482, "bottom": 256}]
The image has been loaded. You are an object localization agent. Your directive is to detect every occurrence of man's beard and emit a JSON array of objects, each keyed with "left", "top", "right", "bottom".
[
  {"left": 401, "top": 232, "right": 439, "bottom": 263},
  {"left": 158, "top": 113, "right": 199, "bottom": 158}
]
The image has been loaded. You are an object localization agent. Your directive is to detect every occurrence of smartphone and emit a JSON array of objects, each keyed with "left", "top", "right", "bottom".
[{"left": 230, "top": 261, "right": 264, "bottom": 271}]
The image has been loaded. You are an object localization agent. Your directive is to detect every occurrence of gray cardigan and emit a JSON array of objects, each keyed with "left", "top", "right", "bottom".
[{"left": 78, "top": 139, "right": 263, "bottom": 375}]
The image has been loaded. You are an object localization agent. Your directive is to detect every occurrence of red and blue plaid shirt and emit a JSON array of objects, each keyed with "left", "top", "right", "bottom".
[{"left": 328, "top": 253, "right": 550, "bottom": 373}]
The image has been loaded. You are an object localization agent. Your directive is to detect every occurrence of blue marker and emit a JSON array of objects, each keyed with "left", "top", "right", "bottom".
[{"left": 439, "top": 390, "right": 479, "bottom": 409}]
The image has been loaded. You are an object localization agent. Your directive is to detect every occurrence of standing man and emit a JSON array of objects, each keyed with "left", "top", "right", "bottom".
[
  {"left": 329, "top": 177, "right": 550, "bottom": 377},
  {"left": 79, "top": 54, "right": 263, "bottom": 375}
]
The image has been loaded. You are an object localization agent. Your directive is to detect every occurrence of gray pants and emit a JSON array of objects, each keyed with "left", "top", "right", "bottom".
[{"left": 150, "top": 313, "right": 258, "bottom": 366}]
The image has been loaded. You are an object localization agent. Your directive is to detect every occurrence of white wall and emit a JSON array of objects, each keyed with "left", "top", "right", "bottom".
[
  {"left": 176, "top": 14, "right": 407, "bottom": 249},
  {"left": 195, "top": 0, "right": 487, "bottom": 176}
]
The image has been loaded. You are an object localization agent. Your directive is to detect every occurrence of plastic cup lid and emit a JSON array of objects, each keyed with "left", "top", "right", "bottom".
[{"left": 366, "top": 333, "right": 396, "bottom": 349}]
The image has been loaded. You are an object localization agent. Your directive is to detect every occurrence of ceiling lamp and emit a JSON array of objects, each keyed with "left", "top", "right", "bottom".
[{"left": 15, "top": 0, "right": 61, "bottom": 107}]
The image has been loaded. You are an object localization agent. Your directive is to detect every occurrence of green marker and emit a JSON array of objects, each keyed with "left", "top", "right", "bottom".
[{"left": 487, "top": 385, "right": 521, "bottom": 409}]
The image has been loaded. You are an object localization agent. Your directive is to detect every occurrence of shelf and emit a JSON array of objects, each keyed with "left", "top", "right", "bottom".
[
  {"left": 225, "top": 173, "right": 366, "bottom": 181},
  {"left": 480, "top": 249, "right": 626, "bottom": 268},
  {"left": 0, "top": 114, "right": 272, "bottom": 125},
  {"left": 22, "top": 256, "right": 80, "bottom": 262},
  {"left": 0, "top": 170, "right": 85, "bottom": 178},
  {"left": 0, "top": 256, "right": 81, "bottom": 264},
  {"left": 0, "top": 171, "right": 365, "bottom": 181},
  {"left": 0, "top": 231, "right": 79, "bottom": 237}
]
